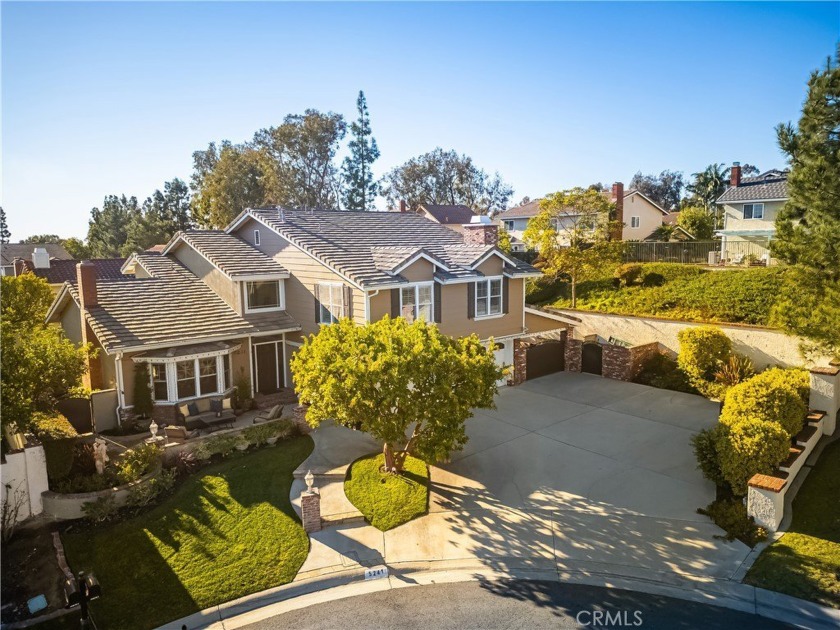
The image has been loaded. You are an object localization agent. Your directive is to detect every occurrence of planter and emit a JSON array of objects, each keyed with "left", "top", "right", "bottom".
[
  {"left": 235, "top": 443, "right": 249, "bottom": 452},
  {"left": 266, "top": 436, "right": 278, "bottom": 446}
]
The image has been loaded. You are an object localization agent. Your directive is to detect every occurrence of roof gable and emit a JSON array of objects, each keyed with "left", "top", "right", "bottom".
[
  {"left": 717, "top": 170, "right": 789, "bottom": 203},
  {"left": 419, "top": 204, "right": 476, "bottom": 225},
  {"left": 162, "top": 230, "right": 289, "bottom": 279}
]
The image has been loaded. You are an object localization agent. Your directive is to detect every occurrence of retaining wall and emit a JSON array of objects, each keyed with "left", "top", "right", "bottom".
[{"left": 0, "top": 442, "right": 49, "bottom": 523}]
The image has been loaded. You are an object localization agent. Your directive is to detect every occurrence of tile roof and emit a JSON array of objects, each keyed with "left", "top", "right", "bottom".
[
  {"left": 497, "top": 199, "right": 543, "bottom": 219},
  {"left": 169, "top": 230, "right": 288, "bottom": 278},
  {"left": 54, "top": 253, "right": 298, "bottom": 353},
  {"left": 717, "top": 170, "right": 789, "bottom": 203},
  {"left": 239, "top": 208, "right": 539, "bottom": 287},
  {"left": 1, "top": 242, "right": 72, "bottom": 265},
  {"left": 23, "top": 258, "right": 127, "bottom": 285},
  {"left": 420, "top": 204, "right": 476, "bottom": 225}
]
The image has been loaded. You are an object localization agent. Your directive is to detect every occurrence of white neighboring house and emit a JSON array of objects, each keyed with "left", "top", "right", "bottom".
[{"left": 716, "top": 163, "right": 789, "bottom": 262}]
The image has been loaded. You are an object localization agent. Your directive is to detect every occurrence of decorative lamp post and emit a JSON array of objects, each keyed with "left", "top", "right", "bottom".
[
  {"left": 149, "top": 420, "right": 158, "bottom": 439},
  {"left": 64, "top": 571, "right": 101, "bottom": 628},
  {"left": 305, "top": 470, "right": 314, "bottom": 492}
]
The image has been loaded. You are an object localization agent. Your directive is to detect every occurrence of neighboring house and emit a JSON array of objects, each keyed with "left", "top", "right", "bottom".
[
  {"left": 623, "top": 190, "right": 691, "bottom": 241},
  {"left": 46, "top": 209, "right": 542, "bottom": 424},
  {"left": 22, "top": 257, "right": 127, "bottom": 293},
  {"left": 415, "top": 204, "right": 477, "bottom": 234},
  {"left": 0, "top": 243, "right": 72, "bottom": 277},
  {"left": 716, "top": 163, "right": 789, "bottom": 261}
]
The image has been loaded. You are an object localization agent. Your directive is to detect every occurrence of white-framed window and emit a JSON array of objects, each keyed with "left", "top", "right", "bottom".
[
  {"left": 254, "top": 229, "right": 261, "bottom": 245},
  {"left": 198, "top": 357, "right": 217, "bottom": 395},
  {"left": 318, "top": 283, "right": 345, "bottom": 324},
  {"left": 503, "top": 220, "right": 515, "bottom": 231},
  {"left": 150, "top": 364, "right": 168, "bottom": 401},
  {"left": 222, "top": 354, "right": 231, "bottom": 391},
  {"left": 176, "top": 360, "right": 197, "bottom": 399},
  {"left": 630, "top": 216, "right": 641, "bottom": 228},
  {"left": 476, "top": 278, "right": 503, "bottom": 318},
  {"left": 245, "top": 280, "right": 282, "bottom": 312},
  {"left": 400, "top": 283, "right": 434, "bottom": 323},
  {"left": 743, "top": 203, "right": 764, "bottom": 219}
]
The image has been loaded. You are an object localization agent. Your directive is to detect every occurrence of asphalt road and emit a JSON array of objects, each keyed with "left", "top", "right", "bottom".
[{"left": 242, "top": 580, "right": 794, "bottom": 629}]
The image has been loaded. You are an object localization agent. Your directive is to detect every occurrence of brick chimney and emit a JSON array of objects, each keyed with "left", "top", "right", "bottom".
[
  {"left": 462, "top": 216, "right": 499, "bottom": 247},
  {"left": 611, "top": 182, "right": 625, "bottom": 241},
  {"left": 399, "top": 200, "right": 407, "bottom": 213},
  {"left": 76, "top": 261, "right": 103, "bottom": 389},
  {"left": 730, "top": 162, "right": 742, "bottom": 187}
]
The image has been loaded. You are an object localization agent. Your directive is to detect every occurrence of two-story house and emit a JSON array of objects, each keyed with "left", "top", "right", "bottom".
[
  {"left": 716, "top": 163, "right": 789, "bottom": 261},
  {"left": 46, "top": 209, "right": 541, "bottom": 424},
  {"left": 413, "top": 203, "right": 477, "bottom": 234}
]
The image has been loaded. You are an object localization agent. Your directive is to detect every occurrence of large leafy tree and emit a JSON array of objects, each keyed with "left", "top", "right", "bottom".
[
  {"left": 21, "top": 234, "right": 62, "bottom": 244},
  {"left": 771, "top": 47, "right": 840, "bottom": 358},
  {"left": 0, "top": 207, "right": 10, "bottom": 244},
  {"left": 291, "top": 317, "right": 502, "bottom": 473},
  {"left": 523, "top": 188, "right": 624, "bottom": 307},
  {"left": 381, "top": 148, "right": 513, "bottom": 215},
  {"left": 1, "top": 274, "right": 89, "bottom": 431},
  {"left": 342, "top": 91, "right": 380, "bottom": 211},
  {"left": 686, "top": 163, "right": 729, "bottom": 226},
  {"left": 124, "top": 178, "right": 193, "bottom": 252},
  {"left": 629, "top": 170, "right": 684, "bottom": 211},
  {"left": 62, "top": 238, "right": 90, "bottom": 259},
  {"left": 676, "top": 206, "right": 715, "bottom": 240},
  {"left": 87, "top": 195, "right": 142, "bottom": 258}
]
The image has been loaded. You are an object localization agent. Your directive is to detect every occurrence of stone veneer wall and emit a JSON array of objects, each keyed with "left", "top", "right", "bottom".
[
  {"left": 565, "top": 338, "right": 660, "bottom": 381},
  {"left": 512, "top": 330, "right": 568, "bottom": 385},
  {"left": 565, "top": 339, "right": 583, "bottom": 373}
]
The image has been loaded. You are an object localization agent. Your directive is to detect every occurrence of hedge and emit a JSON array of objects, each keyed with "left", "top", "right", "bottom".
[
  {"left": 677, "top": 326, "right": 732, "bottom": 398},
  {"left": 721, "top": 371, "right": 807, "bottom": 438},
  {"left": 31, "top": 412, "right": 78, "bottom": 481},
  {"left": 716, "top": 418, "right": 791, "bottom": 495}
]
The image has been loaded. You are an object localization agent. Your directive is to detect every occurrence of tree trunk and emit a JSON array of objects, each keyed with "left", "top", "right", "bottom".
[
  {"left": 382, "top": 442, "right": 409, "bottom": 474},
  {"left": 571, "top": 277, "right": 577, "bottom": 308}
]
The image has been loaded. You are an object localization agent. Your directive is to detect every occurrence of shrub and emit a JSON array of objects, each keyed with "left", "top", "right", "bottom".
[
  {"left": 692, "top": 427, "right": 727, "bottom": 488},
  {"left": 714, "top": 354, "right": 756, "bottom": 393},
  {"left": 190, "top": 442, "right": 211, "bottom": 461},
  {"left": 639, "top": 263, "right": 705, "bottom": 287},
  {"left": 205, "top": 434, "right": 238, "bottom": 458},
  {"left": 126, "top": 469, "right": 177, "bottom": 508},
  {"left": 81, "top": 495, "right": 118, "bottom": 524},
  {"left": 757, "top": 367, "right": 810, "bottom": 406},
  {"left": 722, "top": 373, "right": 806, "bottom": 437},
  {"left": 698, "top": 499, "right": 767, "bottom": 547},
  {"left": 273, "top": 419, "right": 297, "bottom": 440},
  {"left": 716, "top": 418, "right": 790, "bottom": 495},
  {"left": 633, "top": 352, "right": 697, "bottom": 394},
  {"left": 132, "top": 363, "right": 154, "bottom": 419},
  {"left": 116, "top": 443, "right": 161, "bottom": 485},
  {"left": 30, "top": 412, "right": 77, "bottom": 441},
  {"left": 244, "top": 422, "right": 282, "bottom": 447},
  {"left": 525, "top": 276, "right": 565, "bottom": 304},
  {"left": 677, "top": 326, "right": 732, "bottom": 398},
  {"left": 170, "top": 449, "right": 200, "bottom": 475},
  {"left": 614, "top": 263, "right": 643, "bottom": 287},
  {"left": 54, "top": 474, "right": 113, "bottom": 494},
  {"left": 31, "top": 412, "right": 78, "bottom": 481}
]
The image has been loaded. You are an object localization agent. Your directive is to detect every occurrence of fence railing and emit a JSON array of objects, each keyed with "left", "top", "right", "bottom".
[{"left": 622, "top": 240, "right": 773, "bottom": 265}]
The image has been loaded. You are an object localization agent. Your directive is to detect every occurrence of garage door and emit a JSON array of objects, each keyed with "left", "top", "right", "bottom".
[{"left": 525, "top": 340, "right": 565, "bottom": 380}]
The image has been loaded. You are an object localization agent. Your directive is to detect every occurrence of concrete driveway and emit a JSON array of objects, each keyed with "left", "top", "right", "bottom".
[{"left": 296, "top": 372, "right": 752, "bottom": 584}]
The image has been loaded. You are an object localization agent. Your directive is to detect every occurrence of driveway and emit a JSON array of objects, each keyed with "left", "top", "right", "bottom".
[{"left": 295, "top": 372, "right": 752, "bottom": 584}]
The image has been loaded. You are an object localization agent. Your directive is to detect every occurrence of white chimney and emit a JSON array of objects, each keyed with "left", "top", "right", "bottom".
[{"left": 32, "top": 247, "right": 50, "bottom": 269}]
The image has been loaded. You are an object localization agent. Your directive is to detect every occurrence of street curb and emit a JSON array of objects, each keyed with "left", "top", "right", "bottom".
[{"left": 157, "top": 561, "right": 840, "bottom": 630}]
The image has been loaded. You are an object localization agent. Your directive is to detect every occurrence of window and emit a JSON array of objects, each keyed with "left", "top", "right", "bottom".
[
  {"left": 246, "top": 280, "right": 281, "bottom": 311},
  {"left": 150, "top": 364, "right": 168, "bottom": 401},
  {"left": 476, "top": 278, "right": 502, "bottom": 317},
  {"left": 176, "top": 360, "right": 196, "bottom": 399},
  {"left": 254, "top": 229, "right": 261, "bottom": 245},
  {"left": 318, "top": 283, "right": 345, "bottom": 324},
  {"left": 503, "top": 220, "right": 515, "bottom": 231},
  {"left": 400, "top": 283, "right": 433, "bottom": 323},
  {"left": 743, "top": 203, "right": 764, "bottom": 219},
  {"left": 222, "top": 354, "right": 231, "bottom": 391},
  {"left": 198, "top": 357, "right": 217, "bottom": 395},
  {"left": 630, "top": 216, "right": 641, "bottom": 228}
]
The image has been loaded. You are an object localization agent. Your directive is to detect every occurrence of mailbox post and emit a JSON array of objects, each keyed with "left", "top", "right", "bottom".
[{"left": 64, "top": 571, "right": 101, "bottom": 628}]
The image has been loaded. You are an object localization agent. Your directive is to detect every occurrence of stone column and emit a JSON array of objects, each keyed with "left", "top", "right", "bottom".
[{"left": 301, "top": 489, "right": 321, "bottom": 533}]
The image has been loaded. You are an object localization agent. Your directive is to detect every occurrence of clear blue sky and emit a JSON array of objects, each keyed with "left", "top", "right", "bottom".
[{"left": 3, "top": 1, "right": 838, "bottom": 239}]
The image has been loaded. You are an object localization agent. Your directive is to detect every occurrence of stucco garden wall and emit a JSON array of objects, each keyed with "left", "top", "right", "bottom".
[{"left": 0, "top": 442, "right": 49, "bottom": 523}]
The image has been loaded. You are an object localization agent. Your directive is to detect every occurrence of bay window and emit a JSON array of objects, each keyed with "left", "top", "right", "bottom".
[
  {"left": 400, "top": 283, "right": 434, "bottom": 323},
  {"left": 246, "top": 280, "right": 282, "bottom": 312},
  {"left": 176, "top": 360, "right": 196, "bottom": 399},
  {"left": 138, "top": 348, "right": 237, "bottom": 405},
  {"left": 151, "top": 364, "right": 168, "bottom": 401},
  {"left": 476, "top": 278, "right": 503, "bottom": 318},
  {"left": 198, "top": 358, "right": 217, "bottom": 394}
]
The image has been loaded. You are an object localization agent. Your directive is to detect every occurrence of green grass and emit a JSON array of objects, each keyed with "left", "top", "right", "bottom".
[
  {"left": 344, "top": 453, "right": 429, "bottom": 531},
  {"left": 528, "top": 264, "right": 786, "bottom": 326},
  {"left": 745, "top": 439, "right": 840, "bottom": 608},
  {"left": 61, "top": 436, "right": 314, "bottom": 630}
]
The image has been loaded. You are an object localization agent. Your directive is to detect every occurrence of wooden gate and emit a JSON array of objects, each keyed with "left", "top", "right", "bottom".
[
  {"left": 582, "top": 341, "right": 603, "bottom": 375},
  {"left": 525, "top": 340, "right": 565, "bottom": 380}
]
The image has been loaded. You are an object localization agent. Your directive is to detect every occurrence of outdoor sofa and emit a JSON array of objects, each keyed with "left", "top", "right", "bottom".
[{"left": 177, "top": 396, "right": 235, "bottom": 431}]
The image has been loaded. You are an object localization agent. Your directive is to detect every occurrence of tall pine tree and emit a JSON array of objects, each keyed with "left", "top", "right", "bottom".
[
  {"left": 0, "top": 207, "right": 10, "bottom": 244},
  {"left": 342, "top": 91, "right": 380, "bottom": 211},
  {"left": 771, "top": 46, "right": 840, "bottom": 358}
]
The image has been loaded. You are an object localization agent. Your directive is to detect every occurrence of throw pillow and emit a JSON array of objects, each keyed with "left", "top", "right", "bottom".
[
  {"left": 222, "top": 397, "right": 233, "bottom": 410},
  {"left": 179, "top": 404, "right": 190, "bottom": 418},
  {"left": 210, "top": 399, "right": 222, "bottom": 413},
  {"left": 187, "top": 402, "right": 199, "bottom": 417}
]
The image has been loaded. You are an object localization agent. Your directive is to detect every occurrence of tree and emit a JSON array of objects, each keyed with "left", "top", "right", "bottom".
[
  {"left": 770, "top": 47, "right": 840, "bottom": 358},
  {"left": 21, "top": 234, "right": 62, "bottom": 244},
  {"left": 522, "top": 188, "right": 624, "bottom": 307},
  {"left": 87, "top": 195, "right": 141, "bottom": 257},
  {"left": 497, "top": 225, "right": 513, "bottom": 253},
  {"left": 381, "top": 148, "right": 513, "bottom": 215},
  {"left": 628, "top": 170, "right": 685, "bottom": 211},
  {"left": 291, "top": 317, "right": 502, "bottom": 473},
  {"left": 677, "top": 206, "right": 715, "bottom": 239},
  {"left": 342, "top": 91, "right": 380, "bottom": 211},
  {"left": 0, "top": 207, "right": 9, "bottom": 244},
  {"left": 686, "top": 163, "right": 730, "bottom": 226},
  {"left": 62, "top": 237, "right": 91, "bottom": 260},
  {"left": 649, "top": 223, "right": 678, "bottom": 242},
  {"left": 1, "top": 274, "right": 89, "bottom": 431},
  {"left": 132, "top": 363, "right": 154, "bottom": 419}
]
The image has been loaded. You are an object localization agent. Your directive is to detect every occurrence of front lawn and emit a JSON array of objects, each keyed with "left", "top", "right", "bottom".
[
  {"left": 62, "top": 435, "right": 314, "bottom": 629},
  {"left": 344, "top": 453, "right": 429, "bottom": 531},
  {"left": 745, "top": 439, "right": 840, "bottom": 608}
]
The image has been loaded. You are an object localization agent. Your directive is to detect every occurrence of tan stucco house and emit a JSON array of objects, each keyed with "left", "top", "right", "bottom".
[
  {"left": 716, "top": 163, "right": 789, "bottom": 261},
  {"left": 46, "top": 209, "right": 541, "bottom": 425}
]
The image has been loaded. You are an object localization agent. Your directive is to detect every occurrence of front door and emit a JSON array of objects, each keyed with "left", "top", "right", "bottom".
[{"left": 254, "top": 342, "right": 282, "bottom": 394}]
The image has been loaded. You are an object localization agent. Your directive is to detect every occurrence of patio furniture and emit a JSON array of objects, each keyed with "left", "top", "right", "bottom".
[
  {"left": 253, "top": 404, "right": 284, "bottom": 424},
  {"left": 177, "top": 397, "right": 235, "bottom": 431},
  {"left": 164, "top": 425, "right": 199, "bottom": 444}
]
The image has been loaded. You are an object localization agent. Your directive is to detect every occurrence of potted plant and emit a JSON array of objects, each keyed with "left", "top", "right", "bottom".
[{"left": 234, "top": 435, "right": 250, "bottom": 452}]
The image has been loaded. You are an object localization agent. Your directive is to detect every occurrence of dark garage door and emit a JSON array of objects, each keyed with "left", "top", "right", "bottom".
[{"left": 525, "top": 341, "right": 565, "bottom": 380}]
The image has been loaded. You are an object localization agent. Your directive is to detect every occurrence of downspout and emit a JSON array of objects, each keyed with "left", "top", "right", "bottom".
[
  {"left": 366, "top": 290, "right": 380, "bottom": 323},
  {"left": 115, "top": 352, "right": 125, "bottom": 428}
]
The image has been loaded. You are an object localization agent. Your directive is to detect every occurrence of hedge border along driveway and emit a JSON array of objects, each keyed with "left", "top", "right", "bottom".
[{"left": 62, "top": 435, "right": 314, "bottom": 630}]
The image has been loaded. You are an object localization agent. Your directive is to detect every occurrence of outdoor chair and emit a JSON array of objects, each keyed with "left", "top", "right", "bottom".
[
  {"left": 164, "top": 425, "right": 199, "bottom": 444},
  {"left": 253, "top": 404, "right": 284, "bottom": 424}
]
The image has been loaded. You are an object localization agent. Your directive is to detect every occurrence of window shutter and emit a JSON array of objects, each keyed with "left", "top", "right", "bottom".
[
  {"left": 502, "top": 277, "right": 510, "bottom": 315},
  {"left": 343, "top": 285, "right": 353, "bottom": 320},
  {"left": 467, "top": 282, "right": 475, "bottom": 319},
  {"left": 434, "top": 282, "right": 442, "bottom": 323},
  {"left": 314, "top": 284, "right": 321, "bottom": 323},
  {"left": 391, "top": 288, "right": 400, "bottom": 318}
]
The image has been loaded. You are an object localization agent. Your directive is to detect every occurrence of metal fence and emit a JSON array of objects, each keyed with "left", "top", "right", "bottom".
[{"left": 623, "top": 240, "right": 773, "bottom": 265}]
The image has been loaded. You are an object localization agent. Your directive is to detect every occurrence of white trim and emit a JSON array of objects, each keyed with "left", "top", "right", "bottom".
[
  {"left": 130, "top": 344, "right": 241, "bottom": 364},
  {"left": 470, "top": 248, "right": 519, "bottom": 270},
  {"left": 115, "top": 353, "right": 126, "bottom": 415},
  {"left": 623, "top": 190, "right": 669, "bottom": 215},
  {"left": 45, "top": 283, "right": 76, "bottom": 323},
  {"left": 248, "top": 336, "right": 255, "bottom": 398},
  {"left": 110, "top": 328, "right": 300, "bottom": 356},
  {"left": 392, "top": 251, "right": 450, "bottom": 274},
  {"left": 253, "top": 229, "right": 261, "bottom": 246},
  {"left": 398, "top": 282, "right": 434, "bottom": 323},
  {"left": 742, "top": 203, "right": 765, "bottom": 220},
  {"left": 365, "top": 289, "right": 380, "bottom": 324},
  {"left": 252, "top": 339, "right": 284, "bottom": 392},
  {"left": 160, "top": 235, "right": 232, "bottom": 280},
  {"left": 243, "top": 279, "right": 285, "bottom": 314},
  {"left": 231, "top": 273, "right": 289, "bottom": 281},
  {"left": 718, "top": 197, "right": 787, "bottom": 205},
  {"left": 316, "top": 282, "right": 346, "bottom": 324},
  {"left": 630, "top": 216, "right": 641, "bottom": 229},
  {"left": 474, "top": 276, "right": 504, "bottom": 319}
]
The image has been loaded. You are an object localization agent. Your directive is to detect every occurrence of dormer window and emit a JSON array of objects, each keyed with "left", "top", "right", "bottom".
[
  {"left": 254, "top": 229, "right": 261, "bottom": 246},
  {"left": 245, "top": 280, "right": 283, "bottom": 313},
  {"left": 743, "top": 203, "right": 764, "bottom": 219}
]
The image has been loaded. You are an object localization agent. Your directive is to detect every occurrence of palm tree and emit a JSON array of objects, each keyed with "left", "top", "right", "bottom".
[
  {"left": 687, "top": 163, "right": 730, "bottom": 228},
  {"left": 650, "top": 223, "right": 678, "bottom": 242}
]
